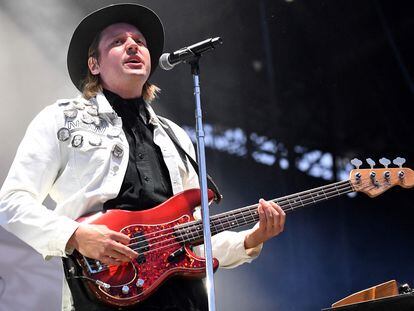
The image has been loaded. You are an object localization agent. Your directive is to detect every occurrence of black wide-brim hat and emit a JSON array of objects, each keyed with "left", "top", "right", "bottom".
[{"left": 67, "top": 3, "right": 164, "bottom": 91}]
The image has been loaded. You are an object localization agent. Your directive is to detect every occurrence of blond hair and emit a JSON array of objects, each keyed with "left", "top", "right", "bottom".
[{"left": 82, "top": 31, "right": 160, "bottom": 102}]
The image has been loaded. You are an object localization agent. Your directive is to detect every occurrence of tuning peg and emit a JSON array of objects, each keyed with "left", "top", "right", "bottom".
[
  {"left": 393, "top": 157, "right": 406, "bottom": 168},
  {"left": 366, "top": 158, "right": 376, "bottom": 169},
  {"left": 351, "top": 158, "right": 363, "bottom": 169},
  {"left": 379, "top": 157, "right": 391, "bottom": 168}
]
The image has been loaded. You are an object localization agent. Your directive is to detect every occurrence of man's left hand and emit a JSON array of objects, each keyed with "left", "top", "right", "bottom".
[{"left": 244, "top": 199, "right": 286, "bottom": 249}]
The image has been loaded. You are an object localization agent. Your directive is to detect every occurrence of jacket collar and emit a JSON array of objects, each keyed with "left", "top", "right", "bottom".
[
  {"left": 94, "top": 91, "right": 160, "bottom": 126},
  {"left": 95, "top": 92, "right": 115, "bottom": 114}
]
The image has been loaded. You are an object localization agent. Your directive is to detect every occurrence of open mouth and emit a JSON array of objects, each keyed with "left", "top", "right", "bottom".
[{"left": 124, "top": 58, "right": 143, "bottom": 65}]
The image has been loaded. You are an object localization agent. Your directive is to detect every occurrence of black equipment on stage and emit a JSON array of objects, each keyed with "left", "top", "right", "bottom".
[
  {"left": 323, "top": 280, "right": 414, "bottom": 311},
  {"left": 322, "top": 293, "right": 414, "bottom": 311}
]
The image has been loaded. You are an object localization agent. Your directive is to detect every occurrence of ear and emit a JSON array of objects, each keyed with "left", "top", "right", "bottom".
[{"left": 88, "top": 57, "right": 100, "bottom": 75}]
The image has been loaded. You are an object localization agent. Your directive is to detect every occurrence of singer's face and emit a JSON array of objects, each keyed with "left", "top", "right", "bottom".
[{"left": 90, "top": 23, "right": 151, "bottom": 94}]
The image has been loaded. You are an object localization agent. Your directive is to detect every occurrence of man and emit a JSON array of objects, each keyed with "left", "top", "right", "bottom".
[{"left": 0, "top": 3, "right": 285, "bottom": 311}]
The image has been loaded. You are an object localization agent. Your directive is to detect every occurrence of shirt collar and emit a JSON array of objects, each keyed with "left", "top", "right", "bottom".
[
  {"left": 94, "top": 91, "right": 160, "bottom": 126},
  {"left": 144, "top": 102, "right": 159, "bottom": 126}
]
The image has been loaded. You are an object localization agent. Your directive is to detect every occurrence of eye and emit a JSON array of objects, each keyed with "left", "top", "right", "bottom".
[
  {"left": 135, "top": 38, "right": 147, "bottom": 46},
  {"left": 112, "top": 39, "right": 124, "bottom": 46}
]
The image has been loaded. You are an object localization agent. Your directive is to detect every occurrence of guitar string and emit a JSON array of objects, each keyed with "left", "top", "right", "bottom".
[
  {"left": 138, "top": 175, "right": 382, "bottom": 250},
  {"left": 89, "top": 183, "right": 356, "bottom": 271},
  {"left": 129, "top": 180, "right": 354, "bottom": 251},
  {"left": 126, "top": 179, "right": 351, "bottom": 247},
  {"left": 127, "top": 169, "right": 395, "bottom": 248},
  {"left": 116, "top": 179, "right": 351, "bottom": 262},
  {"left": 87, "top": 178, "right": 372, "bottom": 271}
]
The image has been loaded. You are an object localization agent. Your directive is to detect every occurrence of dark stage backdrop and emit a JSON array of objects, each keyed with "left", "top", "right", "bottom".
[
  {"left": 147, "top": 0, "right": 414, "bottom": 310},
  {"left": 206, "top": 151, "right": 414, "bottom": 310}
]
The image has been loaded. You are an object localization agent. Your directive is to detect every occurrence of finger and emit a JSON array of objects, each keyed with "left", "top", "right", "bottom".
[
  {"left": 260, "top": 199, "right": 276, "bottom": 234},
  {"left": 265, "top": 206, "right": 275, "bottom": 235},
  {"left": 100, "top": 256, "right": 123, "bottom": 266},
  {"left": 110, "top": 241, "right": 138, "bottom": 259},
  {"left": 91, "top": 225, "right": 131, "bottom": 246},
  {"left": 269, "top": 206, "right": 279, "bottom": 232},
  {"left": 105, "top": 248, "right": 134, "bottom": 262},
  {"left": 93, "top": 226, "right": 138, "bottom": 258},
  {"left": 108, "top": 230, "right": 131, "bottom": 245},
  {"left": 271, "top": 202, "right": 286, "bottom": 232},
  {"left": 258, "top": 200, "right": 266, "bottom": 228},
  {"left": 103, "top": 228, "right": 138, "bottom": 258}
]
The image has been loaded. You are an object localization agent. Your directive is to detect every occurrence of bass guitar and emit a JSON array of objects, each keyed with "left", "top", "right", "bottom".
[{"left": 68, "top": 157, "right": 413, "bottom": 307}]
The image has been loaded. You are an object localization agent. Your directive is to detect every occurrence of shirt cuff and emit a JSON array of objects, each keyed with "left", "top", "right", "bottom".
[
  {"left": 238, "top": 224, "right": 263, "bottom": 259},
  {"left": 44, "top": 218, "right": 80, "bottom": 260}
]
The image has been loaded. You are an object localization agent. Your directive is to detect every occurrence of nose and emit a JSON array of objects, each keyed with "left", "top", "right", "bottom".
[{"left": 126, "top": 37, "right": 138, "bottom": 55}]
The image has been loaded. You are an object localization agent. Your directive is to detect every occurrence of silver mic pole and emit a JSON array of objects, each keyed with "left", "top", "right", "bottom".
[
  {"left": 190, "top": 57, "right": 216, "bottom": 311},
  {"left": 159, "top": 38, "right": 223, "bottom": 310}
]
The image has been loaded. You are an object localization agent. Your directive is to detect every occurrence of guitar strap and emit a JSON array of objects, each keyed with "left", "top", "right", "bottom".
[{"left": 158, "top": 116, "right": 222, "bottom": 204}]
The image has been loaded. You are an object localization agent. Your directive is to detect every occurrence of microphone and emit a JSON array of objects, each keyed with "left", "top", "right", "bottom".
[{"left": 159, "top": 37, "right": 223, "bottom": 70}]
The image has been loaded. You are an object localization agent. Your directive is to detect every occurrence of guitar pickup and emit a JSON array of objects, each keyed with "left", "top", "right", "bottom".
[
  {"left": 132, "top": 231, "right": 149, "bottom": 264},
  {"left": 167, "top": 247, "right": 185, "bottom": 263}
]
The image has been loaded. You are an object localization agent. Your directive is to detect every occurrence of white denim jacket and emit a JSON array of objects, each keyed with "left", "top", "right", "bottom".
[{"left": 0, "top": 93, "right": 262, "bottom": 310}]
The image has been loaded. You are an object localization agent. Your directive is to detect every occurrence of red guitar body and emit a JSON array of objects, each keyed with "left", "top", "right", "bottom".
[{"left": 72, "top": 188, "right": 218, "bottom": 307}]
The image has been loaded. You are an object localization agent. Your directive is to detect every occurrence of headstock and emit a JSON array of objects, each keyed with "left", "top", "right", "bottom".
[{"left": 349, "top": 157, "right": 414, "bottom": 197}]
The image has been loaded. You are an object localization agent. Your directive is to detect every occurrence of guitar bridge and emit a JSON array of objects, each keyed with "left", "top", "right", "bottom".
[{"left": 83, "top": 257, "right": 105, "bottom": 274}]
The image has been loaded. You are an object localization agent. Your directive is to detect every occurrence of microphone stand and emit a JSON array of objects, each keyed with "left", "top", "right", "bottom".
[{"left": 188, "top": 56, "right": 217, "bottom": 311}]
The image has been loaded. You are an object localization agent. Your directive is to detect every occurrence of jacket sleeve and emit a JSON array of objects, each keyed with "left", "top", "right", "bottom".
[
  {"left": 0, "top": 105, "right": 79, "bottom": 260},
  {"left": 164, "top": 119, "right": 263, "bottom": 268}
]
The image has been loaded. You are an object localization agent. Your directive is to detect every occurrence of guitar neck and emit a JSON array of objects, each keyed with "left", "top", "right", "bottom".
[{"left": 176, "top": 180, "right": 354, "bottom": 244}]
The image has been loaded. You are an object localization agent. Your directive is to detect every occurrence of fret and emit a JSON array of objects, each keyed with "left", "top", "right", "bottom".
[
  {"left": 287, "top": 197, "right": 296, "bottom": 211},
  {"left": 329, "top": 185, "right": 341, "bottom": 198},
  {"left": 186, "top": 225, "right": 198, "bottom": 241},
  {"left": 174, "top": 229, "right": 185, "bottom": 243},
  {"left": 316, "top": 190, "right": 325, "bottom": 201},
  {"left": 209, "top": 221, "right": 216, "bottom": 235},
  {"left": 238, "top": 209, "right": 255, "bottom": 227},
  {"left": 196, "top": 222, "right": 204, "bottom": 240},
  {"left": 278, "top": 200, "right": 288, "bottom": 212},
  {"left": 251, "top": 208, "right": 259, "bottom": 223},
  {"left": 176, "top": 180, "right": 355, "bottom": 244},
  {"left": 195, "top": 224, "right": 203, "bottom": 237},
  {"left": 222, "top": 215, "right": 232, "bottom": 231},
  {"left": 207, "top": 219, "right": 216, "bottom": 236},
  {"left": 335, "top": 184, "right": 341, "bottom": 196},
  {"left": 290, "top": 196, "right": 302, "bottom": 209},
  {"left": 309, "top": 190, "right": 317, "bottom": 203},
  {"left": 297, "top": 194, "right": 305, "bottom": 208},
  {"left": 229, "top": 213, "right": 240, "bottom": 229},
  {"left": 246, "top": 209, "right": 255, "bottom": 225},
  {"left": 240, "top": 210, "right": 248, "bottom": 226},
  {"left": 230, "top": 213, "right": 238, "bottom": 228},
  {"left": 212, "top": 216, "right": 226, "bottom": 234},
  {"left": 223, "top": 215, "right": 231, "bottom": 229},
  {"left": 321, "top": 187, "right": 328, "bottom": 200},
  {"left": 253, "top": 209, "right": 259, "bottom": 222},
  {"left": 305, "top": 190, "right": 323, "bottom": 206}
]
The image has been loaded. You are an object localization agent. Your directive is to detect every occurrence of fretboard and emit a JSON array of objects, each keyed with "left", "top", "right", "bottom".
[{"left": 174, "top": 180, "right": 354, "bottom": 244}]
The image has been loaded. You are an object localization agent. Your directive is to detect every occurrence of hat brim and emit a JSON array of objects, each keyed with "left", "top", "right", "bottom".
[{"left": 67, "top": 3, "right": 164, "bottom": 91}]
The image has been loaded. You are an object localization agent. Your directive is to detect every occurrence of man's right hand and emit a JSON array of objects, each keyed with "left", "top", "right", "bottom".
[{"left": 67, "top": 224, "right": 138, "bottom": 265}]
